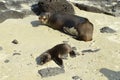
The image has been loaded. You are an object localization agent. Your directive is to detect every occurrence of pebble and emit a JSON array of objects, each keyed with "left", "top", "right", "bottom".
[
  {"left": 4, "top": 59, "right": 10, "bottom": 63},
  {"left": 72, "top": 76, "right": 82, "bottom": 80},
  {"left": 12, "top": 39, "right": 18, "bottom": 44}
]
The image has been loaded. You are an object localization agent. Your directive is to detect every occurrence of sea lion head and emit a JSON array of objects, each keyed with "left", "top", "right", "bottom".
[
  {"left": 38, "top": 12, "right": 51, "bottom": 24},
  {"left": 39, "top": 53, "right": 51, "bottom": 65}
]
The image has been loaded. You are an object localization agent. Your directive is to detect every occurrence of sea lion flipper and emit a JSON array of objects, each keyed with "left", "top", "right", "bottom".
[
  {"left": 63, "top": 27, "right": 78, "bottom": 36},
  {"left": 70, "top": 50, "right": 76, "bottom": 58},
  {"left": 53, "top": 57, "right": 64, "bottom": 68}
]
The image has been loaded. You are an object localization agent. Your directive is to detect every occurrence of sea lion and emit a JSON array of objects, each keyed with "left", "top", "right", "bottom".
[
  {"left": 38, "top": 12, "right": 94, "bottom": 41},
  {"left": 37, "top": 43, "right": 77, "bottom": 68}
]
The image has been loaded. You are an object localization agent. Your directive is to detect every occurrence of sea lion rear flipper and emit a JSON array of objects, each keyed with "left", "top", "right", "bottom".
[
  {"left": 70, "top": 50, "right": 76, "bottom": 58},
  {"left": 63, "top": 27, "right": 78, "bottom": 36},
  {"left": 53, "top": 57, "right": 64, "bottom": 68}
]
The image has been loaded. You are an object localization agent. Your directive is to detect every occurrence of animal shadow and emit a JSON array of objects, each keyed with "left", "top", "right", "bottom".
[
  {"left": 100, "top": 68, "right": 120, "bottom": 80},
  {"left": 31, "top": 20, "right": 41, "bottom": 27}
]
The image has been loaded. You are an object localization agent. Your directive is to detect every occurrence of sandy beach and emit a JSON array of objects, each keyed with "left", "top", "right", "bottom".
[{"left": 0, "top": 4, "right": 120, "bottom": 80}]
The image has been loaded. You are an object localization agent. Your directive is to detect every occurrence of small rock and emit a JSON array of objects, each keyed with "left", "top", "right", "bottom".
[
  {"left": 100, "top": 27, "right": 116, "bottom": 33},
  {"left": 13, "top": 53, "right": 21, "bottom": 56},
  {"left": 82, "top": 53, "right": 85, "bottom": 56},
  {"left": 38, "top": 67, "right": 65, "bottom": 78},
  {"left": 4, "top": 59, "right": 10, "bottom": 63},
  {"left": 30, "top": 54, "right": 34, "bottom": 58},
  {"left": 12, "top": 39, "right": 18, "bottom": 44},
  {"left": 72, "top": 76, "right": 82, "bottom": 80}
]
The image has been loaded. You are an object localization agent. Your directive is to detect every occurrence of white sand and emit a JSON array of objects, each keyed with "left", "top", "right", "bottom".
[{"left": 0, "top": 4, "right": 120, "bottom": 80}]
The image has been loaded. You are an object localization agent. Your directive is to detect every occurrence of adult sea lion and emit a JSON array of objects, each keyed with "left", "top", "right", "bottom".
[{"left": 39, "top": 12, "right": 94, "bottom": 41}]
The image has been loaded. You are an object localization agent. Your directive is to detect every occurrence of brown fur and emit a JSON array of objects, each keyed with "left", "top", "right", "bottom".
[
  {"left": 38, "top": 43, "right": 76, "bottom": 68},
  {"left": 76, "top": 21, "right": 93, "bottom": 41},
  {"left": 39, "top": 12, "right": 94, "bottom": 41}
]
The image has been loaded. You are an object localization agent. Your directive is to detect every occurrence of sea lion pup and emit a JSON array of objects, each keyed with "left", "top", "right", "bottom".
[
  {"left": 38, "top": 43, "right": 77, "bottom": 68},
  {"left": 38, "top": 12, "right": 94, "bottom": 41}
]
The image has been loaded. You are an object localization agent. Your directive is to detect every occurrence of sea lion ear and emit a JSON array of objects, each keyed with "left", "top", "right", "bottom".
[{"left": 53, "top": 57, "right": 64, "bottom": 68}]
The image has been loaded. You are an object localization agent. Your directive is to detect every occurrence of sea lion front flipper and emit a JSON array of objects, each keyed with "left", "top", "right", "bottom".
[
  {"left": 53, "top": 57, "right": 64, "bottom": 68},
  {"left": 61, "top": 54, "right": 68, "bottom": 60}
]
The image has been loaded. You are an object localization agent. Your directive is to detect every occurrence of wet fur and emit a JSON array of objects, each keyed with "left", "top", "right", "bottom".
[
  {"left": 38, "top": 43, "right": 76, "bottom": 68},
  {"left": 39, "top": 12, "right": 94, "bottom": 41}
]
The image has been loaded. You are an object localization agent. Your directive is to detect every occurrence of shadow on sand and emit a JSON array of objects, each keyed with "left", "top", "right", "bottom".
[
  {"left": 31, "top": 20, "right": 41, "bottom": 27},
  {"left": 100, "top": 68, "right": 120, "bottom": 80}
]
